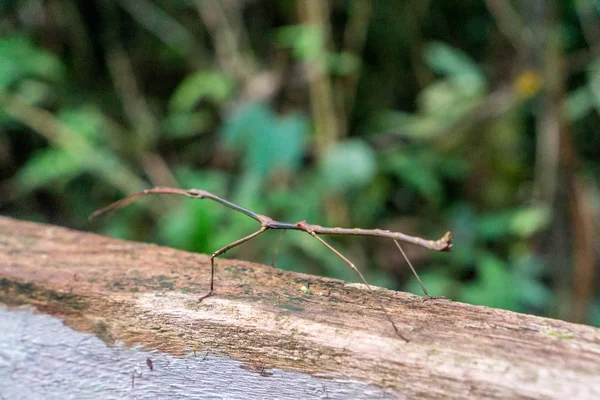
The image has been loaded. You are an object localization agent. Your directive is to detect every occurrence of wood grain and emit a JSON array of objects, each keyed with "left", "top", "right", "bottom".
[{"left": 1, "top": 216, "right": 599, "bottom": 399}]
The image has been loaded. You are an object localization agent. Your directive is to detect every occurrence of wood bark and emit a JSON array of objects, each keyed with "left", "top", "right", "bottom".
[{"left": 0, "top": 216, "right": 599, "bottom": 399}]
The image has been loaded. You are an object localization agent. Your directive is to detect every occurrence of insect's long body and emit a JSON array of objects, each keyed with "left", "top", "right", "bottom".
[
  {"left": 91, "top": 186, "right": 452, "bottom": 341},
  {"left": 302, "top": 225, "right": 452, "bottom": 251}
]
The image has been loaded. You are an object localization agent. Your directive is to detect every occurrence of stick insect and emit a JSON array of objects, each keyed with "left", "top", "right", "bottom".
[{"left": 90, "top": 187, "right": 453, "bottom": 341}]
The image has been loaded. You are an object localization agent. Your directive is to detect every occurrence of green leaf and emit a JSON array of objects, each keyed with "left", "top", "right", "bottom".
[
  {"left": 320, "top": 140, "right": 376, "bottom": 192},
  {"left": 516, "top": 275, "right": 551, "bottom": 310},
  {"left": 369, "top": 110, "right": 444, "bottom": 140},
  {"left": 221, "top": 101, "right": 309, "bottom": 177},
  {"left": 15, "top": 149, "right": 84, "bottom": 193},
  {"left": 477, "top": 207, "right": 550, "bottom": 240},
  {"left": 564, "top": 86, "right": 593, "bottom": 122},
  {"left": 161, "top": 111, "right": 213, "bottom": 138},
  {"left": 169, "top": 70, "right": 234, "bottom": 113},
  {"left": 222, "top": 101, "right": 271, "bottom": 148},
  {"left": 418, "top": 79, "right": 484, "bottom": 118},
  {"left": 460, "top": 254, "right": 518, "bottom": 310},
  {"left": 58, "top": 107, "right": 106, "bottom": 144},
  {"left": 250, "top": 112, "right": 308, "bottom": 174},
  {"left": 0, "top": 36, "right": 65, "bottom": 88},
  {"left": 510, "top": 206, "right": 551, "bottom": 238},
  {"left": 423, "top": 42, "right": 487, "bottom": 99},
  {"left": 448, "top": 203, "right": 478, "bottom": 267},
  {"left": 14, "top": 80, "right": 53, "bottom": 106},
  {"left": 275, "top": 25, "right": 324, "bottom": 61},
  {"left": 383, "top": 153, "right": 443, "bottom": 205},
  {"left": 423, "top": 41, "right": 483, "bottom": 80},
  {"left": 405, "top": 271, "right": 457, "bottom": 298},
  {"left": 477, "top": 210, "right": 513, "bottom": 240},
  {"left": 328, "top": 51, "right": 361, "bottom": 75}
]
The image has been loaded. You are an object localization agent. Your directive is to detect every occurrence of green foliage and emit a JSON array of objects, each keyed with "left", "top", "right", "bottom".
[
  {"left": 169, "top": 71, "right": 234, "bottom": 112},
  {"left": 320, "top": 140, "right": 376, "bottom": 192},
  {"left": 275, "top": 25, "right": 324, "bottom": 61},
  {"left": 460, "top": 253, "right": 519, "bottom": 310},
  {"left": 222, "top": 101, "right": 309, "bottom": 178},
  {"left": 0, "top": 36, "right": 64, "bottom": 88},
  {"left": 15, "top": 149, "right": 84, "bottom": 194}
]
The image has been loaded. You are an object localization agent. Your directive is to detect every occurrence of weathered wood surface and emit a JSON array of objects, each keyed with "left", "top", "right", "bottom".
[
  {"left": 0, "top": 306, "right": 390, "bottom": 400},
  {"left": 0, "top": 216, "right": 599, "bottom": 400}
]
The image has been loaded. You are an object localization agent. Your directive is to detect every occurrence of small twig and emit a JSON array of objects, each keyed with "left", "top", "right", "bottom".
[
  {"left": 195, "top": 0, "right": 256, "bottom": 82},
  {"left": 485, "top": 0, "right": 532, "bottom": 53},
  {"left": 115, "top": 0, "right": 200, "bottom": 62},
  {"left": 297, "top": 0, "right": 340, "bottom": 157},
  {"left": 90, "top": 187, "right": 452, "bottom": 341}
]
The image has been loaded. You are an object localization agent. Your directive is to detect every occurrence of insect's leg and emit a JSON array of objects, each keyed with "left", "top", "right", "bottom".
[
  {"left": 270, "top": 229, "right": 287, "bottom": 267},
  {"left": 198, "top": 227, "right": 267, "bottom": 301},
  {"left": 308, "top": 232, "right": 409, "bottom": 342},
  {"left": 393, "top": 240, "right": 444, "bottom": 300}
]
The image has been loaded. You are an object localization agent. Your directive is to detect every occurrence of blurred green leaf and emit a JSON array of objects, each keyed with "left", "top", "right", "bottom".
[
  {"left": 221, "top": 101, "right": 308, "bottom": 177},
  {"left": 161, "top": 111, "right": 213, "bottom": 138},
  {"left": 275, "top": 25, "right": 323, "bottom": 61},
  {"left": 259, "top": 112, "right": 308, "bottom": 172},
  {"left": 516, "top": 274, "right": 551, "bottom": 310},
  {"left": 14, "top": 80, "right": 53, "bottom": 106},
  {"left": 423, "top": 41, "right": 484, "bottom": 82},
  {"left": 418, "top": 79, "right": 484, "bottom": 119},
  {"left": 510, "top": 207, "right": 551, "bottom": 238},
  {"left": 383, "top": 153, "right": 443, "bottom": 205},
  {"left": 405, "top": 271, "right": 457, "bottom": 298},
  {"left": 448, "top": 203, "right": 478, "bottom": 267},
  {"left": 477, "top": 206, "right": 550, "bottom": 240},
  {"left": 58, "top": 107, "right": 106, "bottom": 144},
  {"left": 328, "top": 51, "right": 361, "bottom": 76},
  {"left": 99, "top": 205, "right": 146, "bottom": 241},
  {"left": 0, "top": 36, "right": 65, "bottom": 88},
  {"left": 460, "top": 254, "right": 518, "bottom": 310},
  {"left": 222, "top": 101, "right": 270, "bottom": 147},
  {"left": 169, "top": 70, "right": 234, "bottom": 113},
  {"left": 477, "top": 210, "right": 513, "bottom": 240},
  {"left": 511, "top": 254, "right": 550, "bottom": 310},
  {"left": 370, "top": 110, "right": 444, "bottom": 139},
  {"left": 15, "top": 149, "right": 84, "bottom": 193},
  {"left": 320, "top": 140, "right": 376, "bottom": 192},
  {"left": 564, "top": 86, "right": 593, "bottom": 121}
]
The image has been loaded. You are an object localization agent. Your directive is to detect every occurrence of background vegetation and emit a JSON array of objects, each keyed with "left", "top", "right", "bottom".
[{"left": 1, "top": 0, "right": 598, "bottom": 326}]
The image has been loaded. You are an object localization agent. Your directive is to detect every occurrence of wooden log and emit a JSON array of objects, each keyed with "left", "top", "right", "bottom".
[{"left": 0, "top": 216, "right": 599, "bottom": 399}]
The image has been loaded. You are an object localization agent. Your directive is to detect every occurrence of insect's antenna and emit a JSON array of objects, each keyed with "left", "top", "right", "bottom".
[
  {"left": 394, "top": 240, "right": 432, "bottom": 297},
  {"left": 308, "top": 232, "right": 409, "bottom": 342},
  {"left": 89, "top": 192, "right": 149, "bottom": 221},
  {"left": 89, "top": 187, "right": 193, "bottom": 221}
]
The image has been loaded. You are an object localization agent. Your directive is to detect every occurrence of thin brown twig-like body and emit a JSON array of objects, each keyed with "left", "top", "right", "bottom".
[{"left": 90, "top": 187, "right": 453, "bottom": 341}]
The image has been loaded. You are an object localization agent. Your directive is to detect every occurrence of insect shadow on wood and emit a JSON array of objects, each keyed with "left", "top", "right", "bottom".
[{"left": 90, "top": 187, "right": 453, "bottom": 342}]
